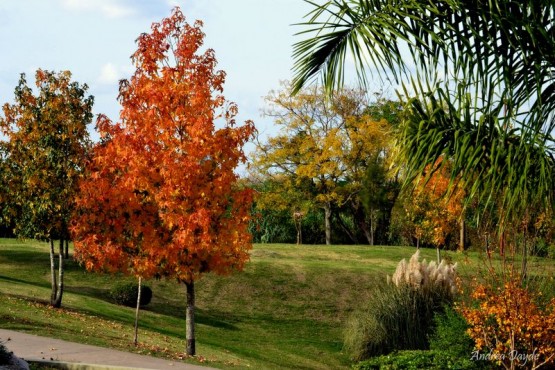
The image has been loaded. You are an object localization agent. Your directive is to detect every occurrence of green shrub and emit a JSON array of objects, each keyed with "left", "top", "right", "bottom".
[
  {"left": 429, "top": 305, "right": 475, "bottom": 358},
  {"left": 110, "top": 282, "right": 152, "bottom": 307},
  {"left": 0, "top": 341, "right": 12, "bottom": 365},
  {"left": 353, "top": 350, "right": 488, "bottom": 370}
]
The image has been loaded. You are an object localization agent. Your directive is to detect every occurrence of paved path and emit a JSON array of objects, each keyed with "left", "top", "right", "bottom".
[{"left": 0, "top": 329, "right": 216, "bottom": 370}]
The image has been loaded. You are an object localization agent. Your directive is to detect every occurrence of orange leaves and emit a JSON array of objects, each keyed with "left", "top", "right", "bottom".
[
  {"left": 461, "top": 278, "right": 555, "bottom": 368},
  {"left": 404, "top": 158, "right": 465, "bottom": 247},
  {"left": 72, "top": 8, "right": 254, "bottom": 283}
]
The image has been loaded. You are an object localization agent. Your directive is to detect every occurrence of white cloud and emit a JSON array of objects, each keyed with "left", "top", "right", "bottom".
[
  {"left": 98, "top": 63, "right": 121, "bottom": 85},
  {"left": 61, "top": 0, "right": 135, "bottom": 19},
  {"left": 166, "top": 0, "right": 181, "bottom": 7}
]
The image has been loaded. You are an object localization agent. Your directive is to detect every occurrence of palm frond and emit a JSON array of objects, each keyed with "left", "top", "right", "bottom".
[{"left": 293, "top": 0, "right": 555, "bottom": 222}]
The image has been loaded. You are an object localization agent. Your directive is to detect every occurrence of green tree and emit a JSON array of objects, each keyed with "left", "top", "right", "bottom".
[
  {"left": 292, "top": 0, "right": 555, "bottom": 227},
  {"left": 252, "top": 83, "right": 392, "bottom": 245},
  {"left": 359, "top": 98, "right": 403, "bottom": 244},
  {"left": 360, "top": 157, "right": 400, "bottom": 245},
  {"left": 0, "top": 69, "right": 93, "bottom": 308}
]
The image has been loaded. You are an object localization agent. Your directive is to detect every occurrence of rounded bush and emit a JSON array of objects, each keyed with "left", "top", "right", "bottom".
[{"left": 110, "top": 282, "right": 152, "bottom": 307}]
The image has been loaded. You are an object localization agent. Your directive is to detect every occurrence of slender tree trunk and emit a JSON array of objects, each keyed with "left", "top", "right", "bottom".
[
  {"left": 369, "top": 210, "right": 376, "bottom": 246},
  {"left": 436, "top": 247, "right": 441, "bottom": 263},
  {"left": 358, "top": 216, "right": 372, "bottom": 245},
  {"left": 521, "top": 232, "right": 528, "bottom": 284},
  {"left": 64, "top": 239, "right": 69, "bottom": 259},
  {"left": 49, "top": 239, "right": 57, "bottom": 304},
  {"left": 134, "top": 277, "right": 142, "bottom": 346},
  {"left": 458, "top": 218, "right": 466, "bottom": 251},
  {"left": 323, "top": 204, "right": 331, "bottom": 245},
  {"left": 185, "top": 281, "right": 195, "bottom": 356},
  {"left": 52, "top": 239, "right": 64, "bottom": 308},
  {"left": 334, "top": 210, "right": 357, "bottom": 244},
  {"left": 293, "top": 213, "right": 303, "bottom": 245},
  {"left": 361, "top": 224, "right": 372, "bottom": 245},
  {"left": 351, "top": 200, "right": 372, "bottom": 244}
]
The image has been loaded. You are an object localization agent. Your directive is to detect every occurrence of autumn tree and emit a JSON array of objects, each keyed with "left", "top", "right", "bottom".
[
  {"left": 71, "top": 8, "right": 254, "bottom": 356},
  {"left": 0, "top": 69, "right": 93, "bottom": 308},
  {"left": 252, "top": 84, "right": 393, "bottom": 245},
  {"left": 400, "top": 160, "right": 465, "bottom": 259}
]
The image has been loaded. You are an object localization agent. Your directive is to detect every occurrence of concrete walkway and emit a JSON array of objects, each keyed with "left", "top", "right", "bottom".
[{"left": 0, "top": 329, "right": 216, "bottom": 370}]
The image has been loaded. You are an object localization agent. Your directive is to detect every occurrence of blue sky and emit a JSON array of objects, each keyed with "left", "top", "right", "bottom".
[{"left": 0, "top": 0, "right": 316, "bottom": 140}]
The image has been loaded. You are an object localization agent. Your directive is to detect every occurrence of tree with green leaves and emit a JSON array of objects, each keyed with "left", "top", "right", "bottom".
[
  {"left": 0, "top": 69, "right": 93, "bottom": 308},
  {"left": 292, "top": 0, "right": 555, "bottom": 229}
]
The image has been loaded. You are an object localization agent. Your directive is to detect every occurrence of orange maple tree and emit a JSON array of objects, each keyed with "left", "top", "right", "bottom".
[{"left": 71, "top": 8, "right": 255, "bottom": 356}]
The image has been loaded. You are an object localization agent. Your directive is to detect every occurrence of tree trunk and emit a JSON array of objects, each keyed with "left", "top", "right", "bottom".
[
  {"left": 50, "top": 239, "right": 64, "bottom": 308},
  {"left": 521, "top": 231, "right": 528, "bottom": 284},
  {"left": 458, "top": 218, "right": 465, "bottom": 252},
  {"left": 324, "top": 204, "right": 331, "bottom": 245},
  {"left": 436, "top": 247, "right": 441, "bottom": 263},
  {"left": 134, "top": 277, "right": 142, "bottom": 346},
  {"left": 351, "top": 200, "right": 371, "bottom": 244},
  {"left": 64, "top": 239, "right": 69, "bottom": 259},
  {"left": 52, "top": 239, "right": 64, "bottom": 308},
  {"left": 185, "top": 281, "right": 196, "bottom": 356},
  {"left": 358, "top": 216, "right": 372, "bottom": 245},
  {"left": 360, "top": 223, "right": 372, "bottom": 245},
  {"left": 334, "top": 210, "right": 357, "bottom": 244},
  {"left": 293, "top": 212, "right": 303, "bottom": 245},
  {"left": 49, "top": 239, "right": 57, "bottom": 304},
  {"left": 369, "top": 210, "right": 376, "bottom": 246}
]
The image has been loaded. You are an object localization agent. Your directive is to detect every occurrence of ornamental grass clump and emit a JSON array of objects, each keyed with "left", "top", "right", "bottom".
[
  {"left": 391, "top": 249, "right": 458, "bottom": 297},
  {"left": 345, "top": 250, "right": 458, "bottom": 361}
]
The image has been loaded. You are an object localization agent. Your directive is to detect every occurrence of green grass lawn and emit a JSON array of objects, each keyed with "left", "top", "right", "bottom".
[{"left": 0, "top": 239, "right": 552, "bottom": 369}]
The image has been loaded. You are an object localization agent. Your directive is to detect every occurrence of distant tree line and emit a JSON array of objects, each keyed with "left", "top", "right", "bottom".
[{"left": 248, "top": 84, "right": 555, "bottom": 254}]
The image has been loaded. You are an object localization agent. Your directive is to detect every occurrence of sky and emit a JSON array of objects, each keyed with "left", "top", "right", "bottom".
[{"left": 0, "top": 0, "right": 319, "bottom": 143}]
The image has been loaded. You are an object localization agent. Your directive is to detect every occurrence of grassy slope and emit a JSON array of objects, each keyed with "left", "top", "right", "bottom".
[{"left": 0, "top": 239, "right": 552, "bottom": 369}]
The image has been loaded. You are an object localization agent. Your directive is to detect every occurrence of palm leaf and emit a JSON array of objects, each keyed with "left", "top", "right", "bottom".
[{"left": 293, "top": 0, "right": 555, "bottom": 223}]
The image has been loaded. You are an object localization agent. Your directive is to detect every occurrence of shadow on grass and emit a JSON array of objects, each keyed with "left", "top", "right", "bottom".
[
  {"left": 1, "top": 273, "right": 239, "bottom": 335},
  {"left": 5, "top": 290, "right": 239, "bottom": 333},
  {"left": 65, "top": 285, "right": 111, "bottom": 302},
  {"left": 0, "top": 248, "right": 48, "bottom": 265},
  {"left": 0, "top": 275, "right": 50, "bottom": 290},
  {"left": 0, "top": 248, "right": 83, "bottom": 272},
  {"left": 0, "top": 274, "right": 112, "bottom": 304}
]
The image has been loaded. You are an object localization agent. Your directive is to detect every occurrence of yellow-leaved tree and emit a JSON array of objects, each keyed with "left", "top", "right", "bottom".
[{"left": 252, "top": 83, "right": 393, "bottom": 245}]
